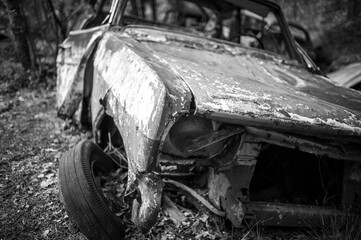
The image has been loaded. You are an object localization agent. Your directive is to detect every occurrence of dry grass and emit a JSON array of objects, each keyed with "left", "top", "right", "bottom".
[{"left": 305, "top": 209, "right": 361, "bottom": 240}]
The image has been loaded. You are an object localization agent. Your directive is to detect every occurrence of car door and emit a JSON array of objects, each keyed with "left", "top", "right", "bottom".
[
  {"left": 56, "top": 0, "right": 115, "bottom": 119},
  {"left": 57, "top": 26, "right": 107, "bottom": 107}
]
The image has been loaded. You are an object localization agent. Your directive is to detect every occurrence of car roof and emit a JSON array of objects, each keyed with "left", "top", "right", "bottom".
[{"left": 224, "top": 0, "right": 280, "bottom": 17}]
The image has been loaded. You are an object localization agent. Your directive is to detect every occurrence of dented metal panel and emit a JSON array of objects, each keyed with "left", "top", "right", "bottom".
[
  {"left": 245, "top": 126, "right": 361, "bottom": 161},
  {"left": 124, "top": 27, "right": 361, "bottom": 138},
  {"left": 87, "top": 26, "right": 361, "bottom": 193},
  {"left": 91, "top": 31, "right": 193, "bottom": 187}
]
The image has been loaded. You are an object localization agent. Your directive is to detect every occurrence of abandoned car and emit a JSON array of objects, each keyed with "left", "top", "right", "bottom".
[{"left": 56, "top": 0, "right": 361, "bottom": 239}]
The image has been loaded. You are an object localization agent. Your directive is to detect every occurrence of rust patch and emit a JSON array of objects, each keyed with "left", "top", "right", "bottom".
[
  {"left": 131, "top": 172, "right": 164, "bottom": 233},
  {"left": 245, "top": 126, "right": 361, "bottom": 161},
  {"left": 123, "top": 27, "right": 361, "bottom": 138},
  {"left": 90, "top": 32, "right": 194, "bottom": 193}
]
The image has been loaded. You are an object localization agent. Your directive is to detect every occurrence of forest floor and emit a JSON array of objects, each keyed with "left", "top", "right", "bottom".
[
  {"left": 0, "top": 85, "right": 87, "bottom": 240},
  {"left": 0, "top": 83, "right": 359, "bottom": 240}
]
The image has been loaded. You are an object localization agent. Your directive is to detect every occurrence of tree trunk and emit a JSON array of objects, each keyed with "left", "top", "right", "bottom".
[
  {"left": 46, "top": 0, "right": 67, "bottom": 40},
  {"left": 3, "top": 0, "right": 37, "bottom": 76}
]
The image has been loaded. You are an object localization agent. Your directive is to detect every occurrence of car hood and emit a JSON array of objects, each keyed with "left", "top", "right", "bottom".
[{"left": 123, "top": 27, "right": 361, "bottom": 138}]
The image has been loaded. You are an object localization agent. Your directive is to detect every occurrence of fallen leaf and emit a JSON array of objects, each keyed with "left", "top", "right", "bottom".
[
  {"left": 40, "top": 178, "right": 55, "bottom": 188},
  {"left": 42, "top": 229, "right": 50, "bottom": 237}
]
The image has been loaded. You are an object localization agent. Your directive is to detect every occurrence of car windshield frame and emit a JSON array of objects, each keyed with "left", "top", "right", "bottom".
[{"left": 109, "top": 0, "right": 304, "bottom": 64}]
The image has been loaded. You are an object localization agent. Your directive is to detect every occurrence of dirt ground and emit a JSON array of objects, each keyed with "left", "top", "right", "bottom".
[{"left": 1, "top": 85, "right": 359, "bottom": 240}]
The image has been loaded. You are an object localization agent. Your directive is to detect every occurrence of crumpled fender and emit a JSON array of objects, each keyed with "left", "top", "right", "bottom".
[
  {"left": 91, "top": 31, "right": 194, "bottom": 232},
  {"left": 91, "top": 31, "right": 193, "bottom": 186},
  {"left": 130, "top": 172, "right": 164, "bottom": 232}
]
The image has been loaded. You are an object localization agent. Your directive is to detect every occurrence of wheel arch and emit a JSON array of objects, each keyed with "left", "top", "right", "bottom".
[{"left": 94, "top": 112, "right": 124, "bottom": 149}]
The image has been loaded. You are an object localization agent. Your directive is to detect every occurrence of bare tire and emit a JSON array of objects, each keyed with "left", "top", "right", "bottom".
[{"left": 58, "top": 140, "right": 125, "bottom": 240}]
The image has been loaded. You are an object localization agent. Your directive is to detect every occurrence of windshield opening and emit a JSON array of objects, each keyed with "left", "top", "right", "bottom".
[{"left": 119, "top": 0, "right": 292, "bottom": 58}]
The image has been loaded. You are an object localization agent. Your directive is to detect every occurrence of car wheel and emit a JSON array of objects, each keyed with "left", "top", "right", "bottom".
[{"left": 58, "top": 140, "right": 125, "bottom": 240}]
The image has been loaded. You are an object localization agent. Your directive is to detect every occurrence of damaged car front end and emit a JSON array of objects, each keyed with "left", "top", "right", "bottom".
[{"left": 56, "top": 0, "right": 361, "bottom": 238}]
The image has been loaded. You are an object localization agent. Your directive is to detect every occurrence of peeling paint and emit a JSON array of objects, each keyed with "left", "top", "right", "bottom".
[
  {"left": 288, "top": 113, "right": 361, "bottom": 134},
  {"left": 94, "top": 45, "right": 166, "bottom": 138},
  {"left": 90, "top": 31, "right": 194, "bottom": 194},
  {"left": 122, "top": 27, "right": 361, "bottom": 138},
  {"left": 131, "top": 172, "right": 164, "bottom": 232}
]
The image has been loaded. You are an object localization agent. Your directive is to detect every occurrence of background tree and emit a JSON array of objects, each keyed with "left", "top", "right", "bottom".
[
  {"left": 0, "top": 0, "right": 86, "bottom": 86},
  {"left": 2, "top": 0, "right": 37, "bottom": 81},
  {"left": 272, "top": 0, "right": 361, "bottom": 72}
]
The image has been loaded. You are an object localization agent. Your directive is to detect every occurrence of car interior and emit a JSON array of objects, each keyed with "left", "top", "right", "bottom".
[{"left": 121, "top": 0, "right": 291, "bottom": 58}]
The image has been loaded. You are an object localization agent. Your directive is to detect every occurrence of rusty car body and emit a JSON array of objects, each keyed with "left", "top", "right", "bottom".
[{"left": 57, "top": 0, "right": 361, "bottom": 238}]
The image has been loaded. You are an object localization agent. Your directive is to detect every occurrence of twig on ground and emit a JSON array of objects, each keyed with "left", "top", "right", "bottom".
[
  {"left": 164, "top": 178, "right": 226, "bottom": 217},
  {"left": 162, "top": 193, "right": 187, "bottom": 226}
]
